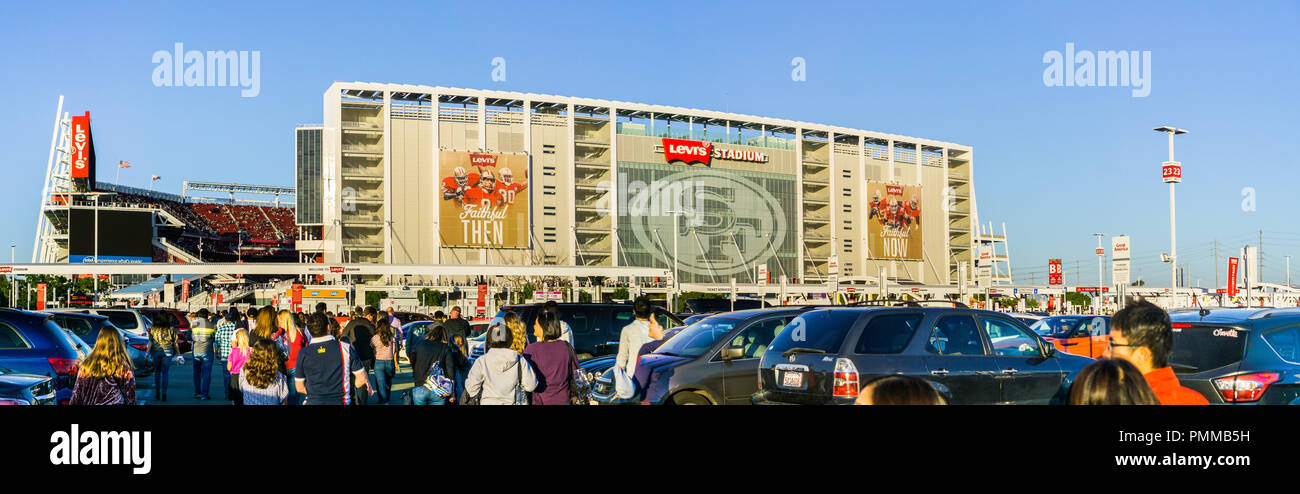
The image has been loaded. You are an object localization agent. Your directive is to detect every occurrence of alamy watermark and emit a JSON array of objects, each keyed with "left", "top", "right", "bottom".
[
  {"left": 595, "top": 171, "right": 788, "bottom": 280},
  {"left": 1042, "top": 42, "right": 1150, "bottom": 97},
  {"left": 152, "top": 42, "right": 260, "bottom": 97}
]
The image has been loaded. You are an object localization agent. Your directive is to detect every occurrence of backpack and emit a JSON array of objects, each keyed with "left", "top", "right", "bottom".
[{"left": 422, "top": 344, "right": 455, "bottom": 398}]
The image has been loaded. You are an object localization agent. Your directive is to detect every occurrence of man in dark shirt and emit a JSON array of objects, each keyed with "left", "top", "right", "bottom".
[
  {"left": 343, "top": 307, "right": 377, "bottom": 368},
  {"left": 295, "top": 313, "right": 370, "bottom": 405},
  {"left": 443, "top": 306, "right": 470, "bottom": 343}
]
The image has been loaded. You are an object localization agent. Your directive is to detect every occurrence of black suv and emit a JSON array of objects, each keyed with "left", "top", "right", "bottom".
[
  {"left": 1167, "top": 308, "right": 1300, "bottom": 404},
  {"left": 484, "top": 303, "right": 684, "bottom": 360},
  {"left": 751, "top": 305, "right": 1093, "bottom": 405},
  {"left": 591, "top": 307, "right": 816, "bottom": 405}
]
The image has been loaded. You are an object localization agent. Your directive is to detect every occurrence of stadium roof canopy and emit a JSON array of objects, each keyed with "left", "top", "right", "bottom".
[{"left": 108, "top": 274, "right": 204, "bottom": 299}]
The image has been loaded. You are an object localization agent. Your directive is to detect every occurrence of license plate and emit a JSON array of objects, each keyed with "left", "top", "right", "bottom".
[{"left": 781, "top": 371, "right": 804, "bottom": 388}]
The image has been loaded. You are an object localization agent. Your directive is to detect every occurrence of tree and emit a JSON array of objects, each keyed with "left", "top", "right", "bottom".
[
  {"left": 1065, "top": 291, "right": 1092, "bottom": 307},
  {"left": 578, "top": 291, "right": 593, "bottom": 303},
  {"left": 611, "top": 287, "right": 630, "bottom": 300},
  {"left": 365, "top": 290, "right": 388, "bottom": 308},
  {"left": 998, "top": 297, "right": 1019, "bottom": 308},
  {"left": 1026, "top": 299, "right": 1040, "bottom": 309},
  {"left": 1130, "top": 279, "right": 1146, "bottom": 286}
]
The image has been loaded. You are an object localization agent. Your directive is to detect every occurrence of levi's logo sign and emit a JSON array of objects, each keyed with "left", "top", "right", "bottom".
[
  {"left": 659, "top": 138, "right": 770, "bottom": 165},
  {"left": 470, "top": 154, "right": 497, "bottom": 166},
  {"left": 663, "top": 138, "right": 712, "bottom": 165},
  {"left": 886, "top": 185, "right": 904, "bottom": 195},
  {"left": 330, "top": 266, "right": 345, "bottom": 273}
]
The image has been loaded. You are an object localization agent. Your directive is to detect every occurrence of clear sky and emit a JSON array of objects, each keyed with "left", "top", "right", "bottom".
[{"left": 1, "top": 1, "right": 1296, "bottom": 288}]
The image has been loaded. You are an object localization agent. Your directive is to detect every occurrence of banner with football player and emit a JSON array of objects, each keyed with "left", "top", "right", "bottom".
[
  {"left": 439, "top": 150, "right": 530, "bottom": 248},
  {"left": 866, "top": 182, "right": 923, "bottom": 260}
]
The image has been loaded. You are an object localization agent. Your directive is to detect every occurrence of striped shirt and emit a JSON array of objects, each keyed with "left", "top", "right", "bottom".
[{"left": 239, "top": 372, "right": 289, "bottom": 405}]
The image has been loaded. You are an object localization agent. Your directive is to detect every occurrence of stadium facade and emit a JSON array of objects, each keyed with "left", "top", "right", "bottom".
[{"left": 297, "top": 82, "right": 980, "bottom": 286}]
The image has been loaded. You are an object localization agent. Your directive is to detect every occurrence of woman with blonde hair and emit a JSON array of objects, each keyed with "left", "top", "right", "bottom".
[
  {"left": 239, "top": 339, "right": 290, "bottom": 405},
  {"left": 252, "top": 306, "right": 277, "bottom": 344},
  {"left": 227, "top": 329, "right": 251, "bottom": 405},
  {"left": 275, "top": 309, "right": 305, "bottom": 404},
  {"left": 69, "top": 327, "right": 137, "bottom": 405},
  {"left": 505, "top": 312, "right": 528, "bottom": 355}
]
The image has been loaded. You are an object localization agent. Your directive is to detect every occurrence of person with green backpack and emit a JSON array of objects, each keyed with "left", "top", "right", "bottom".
[{"left": 408, "top": 323, "right": 461, "bottom": 405}]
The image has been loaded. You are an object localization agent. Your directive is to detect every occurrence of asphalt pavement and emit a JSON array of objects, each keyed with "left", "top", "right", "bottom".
[{"left": 136, "top": 351, "right": 417, "bottom": 405}]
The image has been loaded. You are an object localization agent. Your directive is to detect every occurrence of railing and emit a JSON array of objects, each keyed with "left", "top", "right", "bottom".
[{"left": 438, "top": 107, "right": 478, "bottom": 123}]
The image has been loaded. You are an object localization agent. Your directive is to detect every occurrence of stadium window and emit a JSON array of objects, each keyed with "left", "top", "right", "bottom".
[
  {"left": 543, "top": 166, "right": 557, "bottom": 177},
  {"left": 842, "top": 170, "right": 852, "bottom": 178}
]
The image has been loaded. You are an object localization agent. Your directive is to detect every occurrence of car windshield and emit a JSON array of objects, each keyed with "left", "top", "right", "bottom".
[
  {"left": 654, "top": 317, "right": 740, "bottom": 358},
  {"left": 1030, "top": 316, "right": 1087, "bottom": 337},
  {"left": 102, "top": 310, "right": 139, "bottom": 330}
]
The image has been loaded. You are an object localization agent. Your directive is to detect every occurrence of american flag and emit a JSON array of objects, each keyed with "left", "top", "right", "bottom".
[
  {"left": 151, "top": 175, "right": 160, "bottom": 181},
  {"left": 118, "top": 160, "right": 131, "bottom": 168}
]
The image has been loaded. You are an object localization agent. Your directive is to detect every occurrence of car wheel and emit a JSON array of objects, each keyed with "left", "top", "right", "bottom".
[{"left": 672, "top": 391, "right": 711, "bottom": 405}]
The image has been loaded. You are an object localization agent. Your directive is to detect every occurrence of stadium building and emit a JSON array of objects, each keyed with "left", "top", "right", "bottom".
[{"left": 298, "top": 83, "right": 981, "bottom": 287}]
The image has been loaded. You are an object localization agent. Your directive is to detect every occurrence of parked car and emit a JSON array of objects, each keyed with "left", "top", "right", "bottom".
[
  {"left": 751, "top": 305, "right": 1092, "bottom": 405},
  {"left": 577, "top": 321, "right": 697, "bottom": 394},
  {"left": 1009, "top": 312, "right": 1046, "bottom": 326},
  {"left": 0, "top": 308, "right": 85, "bottom": 404},
  {"left": 484, "top": 303, "right": 685, "bottom": 361},
  {"left": 0, "top": 364, "right": 57, "bottom": 405},
  {"left": 46, "top": 312, "right": 153, "bottom": 377},
  {"left": 591, "top": 307, "right": 817, "bottom": 405},
  {"left": 46, "top": 308, "right": 153, "bottom": 337},
  {"left": 685, "top": 298, "right": 770, "bottom": 313},
  {"left": 1030, "top": 315, "right": 1110, "bottom": 358},
  {"left": 1167, "top": 308, "right": 1300, "bottom": 404}
]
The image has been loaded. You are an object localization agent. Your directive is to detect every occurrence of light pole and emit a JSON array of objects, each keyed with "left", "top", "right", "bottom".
[
  {"left": 93, "top": 194, "right": 100, "bottom": 307},
  {"left": 1154, "top": 126, "right": 1187, "bottom": 292},
  {"left": 664, "top": 209, "right": 685, "bottom": 311},
  {"left": 9, "top": 244, "right": 14, "bottom": 309},
  {"left": 1093, "top": 233, "right": 1105, "bottom": 313}
]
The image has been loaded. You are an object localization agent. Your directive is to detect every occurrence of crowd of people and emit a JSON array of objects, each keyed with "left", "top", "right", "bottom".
[{"left": 66, "top": 295, "right": 1206, "bottom": 406}]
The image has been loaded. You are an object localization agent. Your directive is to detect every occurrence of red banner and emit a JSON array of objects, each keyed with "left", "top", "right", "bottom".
[
  {"left": 181, "top": 282, "right": 189, "bottom": 303},
  {"left": 71, "top": 112, "right": 92, "bottom": 179},
  {"left": 36, "top": 284, "right": 46, "bottom": 311},
  {"left": 1227, "top": 257, "right": 1239, "bottom": 297},
  {"left": 476, "top": 283, "right": 488, "bottom": 308},
  {"left": 292, "top": 283, "right": 303, "bottom": 304},
  {"left": 1048, "top": 259, "right": 1063, "bottom": 285},
  {"left": 662, "top": 138, "right": 713, "bottom": 165}
]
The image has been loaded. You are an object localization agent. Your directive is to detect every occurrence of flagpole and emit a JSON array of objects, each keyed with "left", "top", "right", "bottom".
[{"left": 115, "top": 165, "right": 121, "bottom": 187}]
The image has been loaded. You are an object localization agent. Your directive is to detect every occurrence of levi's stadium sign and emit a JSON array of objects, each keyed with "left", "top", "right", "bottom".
[{"left": 657, "top": 138, "right": 768, "bottom": 166}]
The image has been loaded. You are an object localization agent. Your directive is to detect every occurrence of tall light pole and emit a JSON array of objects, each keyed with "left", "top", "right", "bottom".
[
  {"left": 664, "top": 209, "right": 685, "bottom": 311},
  {"left": 1155, "top": 126, "right": 1187, "bottom": 292},
  {"left": 1093, "top": 233, "right": 1105, "bottom": 313},
  {"left": 9, "top": 244, "right": 14, "bottom": 309}
]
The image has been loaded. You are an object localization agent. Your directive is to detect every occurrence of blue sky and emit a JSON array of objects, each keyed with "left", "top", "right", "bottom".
[{"left": 1, "top": 1, "right": 1296, "bottom": 287}]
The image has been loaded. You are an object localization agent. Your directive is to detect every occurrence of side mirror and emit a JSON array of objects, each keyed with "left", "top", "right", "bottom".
[
  {"left": 720, "top": 346, "right": 744, "bottom": 361},
  {"left": 1041, "top": 341, "right": 1057, "bottom": 358}
]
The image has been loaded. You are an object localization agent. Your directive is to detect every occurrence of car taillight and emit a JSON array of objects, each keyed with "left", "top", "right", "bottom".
[
  {"left": 0, "top": 398, "right": 31, "bottom": 405},
  {"left": 47, "top": 357, "right": 79, "bottom": 377},
  {"left": 1213, "top": 372, "right": 1280, "bottom": 403},
  {"left": 1171, "top": 323, "right": 1193, "bottom": 328},
  {"left": 130, "top": 343, "right": 148, "bottom": 351},
  {"left": 832, "top": 358, "right": 859, "bottom": 398}
]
